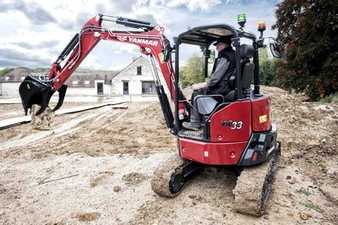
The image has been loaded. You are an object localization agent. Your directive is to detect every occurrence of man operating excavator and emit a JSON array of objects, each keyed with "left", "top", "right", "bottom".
[{"left": 183, "top": 36, "right": 236, "bottom": 131}]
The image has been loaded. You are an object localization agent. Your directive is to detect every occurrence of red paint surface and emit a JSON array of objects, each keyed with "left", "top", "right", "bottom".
[
  {"left": 209, "top": 100, "right": 252, "bottom": 143},
  {"left": 179, "top": 138, "right": 247, "bottom": 165},
  {"left": 251, "top": 96, "right": 272, "bottom": 132}
]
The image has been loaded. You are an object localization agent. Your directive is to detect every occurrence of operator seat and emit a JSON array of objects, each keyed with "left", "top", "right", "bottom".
[{"left": 195, "top": 44, "right": 255, "bottom": 116}]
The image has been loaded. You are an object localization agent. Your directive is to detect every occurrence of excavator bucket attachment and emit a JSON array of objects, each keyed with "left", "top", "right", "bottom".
[
  {"left": 51, "top": 84, "right": 68, "bottom": 112},
  {"left": 19, "top": 76, "right": 55, "bottom": 116}
]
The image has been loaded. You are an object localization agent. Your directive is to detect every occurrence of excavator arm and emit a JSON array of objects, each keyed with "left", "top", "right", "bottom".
[{"left": 19, "top": 14, "right": 178, "bottom": 128}]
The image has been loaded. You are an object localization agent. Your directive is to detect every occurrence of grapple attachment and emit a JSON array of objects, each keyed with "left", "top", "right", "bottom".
[{"left": 19, "top": 76, "right": 67, "bottom": 116}]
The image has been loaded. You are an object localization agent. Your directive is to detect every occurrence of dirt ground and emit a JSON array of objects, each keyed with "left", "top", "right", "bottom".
[
  {"left": 0, "top": 86, "right": 338, "bottom": 225},
  {"left": 0, "top": 102, "right": 97, "bottom": 120}
]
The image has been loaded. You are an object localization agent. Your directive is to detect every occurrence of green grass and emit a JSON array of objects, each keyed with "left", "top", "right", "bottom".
[
  {"left": 301, "top": 201, "right": 322, "bottom": 213},
  {"left": 0, "top": 68, "right": 13, "bottom": 76},
  {"left": 296, "top": 188, "right": 311, "bottom": 196}
]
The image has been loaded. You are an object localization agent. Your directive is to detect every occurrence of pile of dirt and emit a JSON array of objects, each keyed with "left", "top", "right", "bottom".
[
  {"left": 263, "top": 86, "right": 338, "bottom": 182},
  {"left": 122, "top": 172, "right": 147, "bottom": 186}
]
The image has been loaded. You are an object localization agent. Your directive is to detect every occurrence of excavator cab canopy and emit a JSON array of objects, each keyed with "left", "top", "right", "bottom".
[
  {"left": 174, "top": 24, "right": 259, "bottom": 99},
  {"left": 176, "top": 24, "right": 257, "bottom": 46},
  {"left": 178, "top": 25, "right": 238, "bottom": 46}
]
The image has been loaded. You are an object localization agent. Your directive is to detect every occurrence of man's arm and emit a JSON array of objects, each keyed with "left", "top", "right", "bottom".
[{"left": 207, "top": 58, "right": 230, "bottom": 87}]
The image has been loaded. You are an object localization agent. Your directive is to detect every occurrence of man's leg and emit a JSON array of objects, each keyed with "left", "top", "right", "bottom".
[{"left": 183, "top": 87, "right": 207, "bottom": 130}]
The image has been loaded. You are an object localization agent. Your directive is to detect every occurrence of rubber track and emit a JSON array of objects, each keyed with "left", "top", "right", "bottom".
[
  {"left": 233, "top": 145, "right": 281, "bottom": 216},
  {"left": 151, "top": 153, "right": 186, "bottom": 198}
]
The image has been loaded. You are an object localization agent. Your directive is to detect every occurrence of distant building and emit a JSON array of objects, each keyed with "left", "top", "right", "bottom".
[
  {"left": 0, "top": 67, "right": 32, "bottom": 97},
  {"left": 64, "top": 73, "right": 117, "bottom": 97},
  {"left": 111, "top": 56, "right": 156, "bottom": 96},
  {"left": 0, "top": 56, "right": 156, "bottom": 98}
]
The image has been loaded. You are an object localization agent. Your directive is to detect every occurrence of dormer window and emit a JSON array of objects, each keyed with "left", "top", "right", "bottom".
[{"left": 137, "top": 66, "right": 142, "bottom": 75}]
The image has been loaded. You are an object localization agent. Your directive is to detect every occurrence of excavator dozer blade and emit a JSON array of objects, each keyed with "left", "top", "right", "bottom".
[
  {"left": 19, "top": 76, "right": 55, "bottom": 116},
  {"left": 51, "top": 84, "right": 67, "bottom": 112}
]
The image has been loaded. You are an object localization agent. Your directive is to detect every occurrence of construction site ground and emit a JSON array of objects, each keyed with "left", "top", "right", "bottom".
[{"left": 0, "top": 86, "right": 337, "bottom": 225}]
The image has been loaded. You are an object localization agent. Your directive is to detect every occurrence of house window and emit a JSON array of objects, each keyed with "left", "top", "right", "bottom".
[
  {"left": 72, "top": 80, "right": 79, "bottom": 85},
  {"left": 123, "top": 81, "right": 129, "bottom": 95},
  {"left": 137, "top": 66, "right": 142, "bottom": 75},
  {"left": 142, "top": 81, "right": 156, "bottom": 94},
  {"left": 84, "top": 80, "right": 90, "bottom": 85}
]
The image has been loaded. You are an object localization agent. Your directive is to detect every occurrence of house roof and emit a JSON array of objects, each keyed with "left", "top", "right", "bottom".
[
  {"left": 112, "top": 56, "right": 145, "bottom": 79},
  {"left": 0, "top": 56, "right": 147, "bottom": 85},
  {"left": 0, "top": 67, "right": 119, "bottom": 83}
]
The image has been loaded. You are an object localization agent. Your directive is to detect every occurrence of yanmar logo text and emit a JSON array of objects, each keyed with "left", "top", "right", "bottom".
[{"left": 128, "top": 37, "right": 158, "bottom": 47}]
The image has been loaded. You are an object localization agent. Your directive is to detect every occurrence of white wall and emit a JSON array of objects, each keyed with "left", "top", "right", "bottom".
[
  {"left": 0, "top": 83, "right": 106, "bottom": 98},
  {"left": 0, "top": 82, "right": 20, "bottom": 97},
  {"left": 66, "top": 88, "right": 97, "bottom": 96},
  {"left": 111, "top": 56, "right": 155, "bottom": 96},
  {"left": 104, "top": 84, "right": 111, "bottom": 96}
]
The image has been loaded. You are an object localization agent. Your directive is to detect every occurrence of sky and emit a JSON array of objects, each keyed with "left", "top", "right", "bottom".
[{"left": 0, "top": 0, "right": 280, "bottom": 70}]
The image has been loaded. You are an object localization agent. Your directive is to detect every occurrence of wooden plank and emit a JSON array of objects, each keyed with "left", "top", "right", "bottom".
[
  {"left": 0, "top": 101, "right": 127, "bottom": 130},
  {"left": 0, "top": 116, "right": 31, "bottom": 130}
]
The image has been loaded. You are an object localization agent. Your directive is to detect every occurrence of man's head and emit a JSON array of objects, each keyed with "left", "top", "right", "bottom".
[{"left": 213, "top": 36, "right": 232, "bottom": 52}]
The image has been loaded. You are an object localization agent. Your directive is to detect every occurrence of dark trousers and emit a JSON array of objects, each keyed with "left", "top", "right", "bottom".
[{"left": 189, "top": 87, "right": 208, "bottom": 124}]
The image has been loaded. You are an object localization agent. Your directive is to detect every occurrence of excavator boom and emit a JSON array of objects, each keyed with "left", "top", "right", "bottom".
[{"left": 19, "top": 14, "right": 177, "bottom": 124}]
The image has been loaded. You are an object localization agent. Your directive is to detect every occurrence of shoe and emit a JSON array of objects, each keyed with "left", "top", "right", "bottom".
[{"left": 182, "top": 122, "right": 201, "bottom": 131}]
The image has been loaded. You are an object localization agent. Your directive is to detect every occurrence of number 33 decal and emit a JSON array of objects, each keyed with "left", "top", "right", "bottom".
[{"left": 231, "top": 121, "right": 243, "bottom": 130}]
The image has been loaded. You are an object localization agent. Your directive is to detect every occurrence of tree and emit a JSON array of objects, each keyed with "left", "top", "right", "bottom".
[
  {"left": 180, "top": 54, "right": 205, "bottom": 87},
  {"left": 259, "top": 48, "right": 277, "bottom": 86},
  {"left": 273, "top": 0, "right": 338, "bottom": 100}
]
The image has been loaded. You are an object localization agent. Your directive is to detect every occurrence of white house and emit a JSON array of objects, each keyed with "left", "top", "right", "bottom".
[
  {"left": 0, "top": 81, "right": 21, "bottom": 97},
  {"left": 0, "top": 56, "right": 157, "bottom": 99},
  {"left": 111, "top": 56, "right": 156, "bottom": 96},
  {"left": 0, "top": 68, "right": 117, "bottom": 98}
]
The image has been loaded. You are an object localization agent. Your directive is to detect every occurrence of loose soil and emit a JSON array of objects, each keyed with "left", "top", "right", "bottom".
[{"left": 0, "top": 87, "right": 337, "bottom": 225}]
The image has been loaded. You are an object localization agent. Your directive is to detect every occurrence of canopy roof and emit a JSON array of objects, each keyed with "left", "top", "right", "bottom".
[{"left": 177, "top": 24, "right": 256, "bottom": 46}]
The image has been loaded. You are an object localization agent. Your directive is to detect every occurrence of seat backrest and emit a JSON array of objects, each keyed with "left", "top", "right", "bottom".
[
  {"left": 240, "top": 44, "right": 255, "bottom": 59},
  {"left": 239, "top": 44, "right": 255, "bottom": 96}
]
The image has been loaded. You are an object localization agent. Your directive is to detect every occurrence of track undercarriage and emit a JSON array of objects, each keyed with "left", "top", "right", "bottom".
[{"left": 151, "top": 143, "right": 281, "bottom": 216}]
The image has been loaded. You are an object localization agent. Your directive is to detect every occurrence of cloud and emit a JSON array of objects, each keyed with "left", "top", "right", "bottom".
[
  {"left": 0, "top": 0, "right": 56, "bottom": 25},
  {"left": 0, "top": 0, "right": 278, "bottom": 69},
  {"left": 0, "top": 59, "right": 22, "bottom": 67},
  {"left": 166, "top": 0, "right": 222, "bottom": 11},
  {"left": 0, "top": 47, "right": 51, "bottom": 67},
  {"left": 110, "top": 0, "right": 136, "bottom": 12},
  {"left": 12, "top": 41, "right": 60, "bottom": 50}
]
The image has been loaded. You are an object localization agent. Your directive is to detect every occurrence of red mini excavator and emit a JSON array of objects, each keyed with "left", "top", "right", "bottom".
[{"left": 19, "top": 14, "right": 281, "bottom": 216}]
